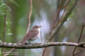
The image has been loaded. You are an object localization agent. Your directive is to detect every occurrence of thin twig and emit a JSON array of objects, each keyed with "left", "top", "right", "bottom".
[
  {"left": 63, "top": 0, "right": 71, "bottom": 8},
  {"left": 72, "top": 24, "right": 85, "bottom": 56},
  {"left": 52, "top": 0, "right": 66, "bottom": 29},
  {"left": 26, "top": 0, "right": 32, "bottom": 33}
]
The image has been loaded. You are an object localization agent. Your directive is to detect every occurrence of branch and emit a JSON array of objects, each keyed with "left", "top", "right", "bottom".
[
  {"left": 72, "top": 24, "right": 85, "bottom": 56},
  {"left": 0, "top": 42, "right": 85, "bottom": 49},
  {"left": 26, "top": 0, "right": 32, "bottom": 33},
  {"left": 63, "top": 0, "right": 71, "bottom": 8}
]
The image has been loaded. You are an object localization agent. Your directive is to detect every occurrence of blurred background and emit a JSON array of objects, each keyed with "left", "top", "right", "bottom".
[{"left": 0, "top": 0, "right": 85, "bottom": 56}]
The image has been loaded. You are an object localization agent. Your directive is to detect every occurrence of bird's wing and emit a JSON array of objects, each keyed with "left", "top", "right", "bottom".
[{"left": 21, "top": 29, "right": 38, "bottom": 43}]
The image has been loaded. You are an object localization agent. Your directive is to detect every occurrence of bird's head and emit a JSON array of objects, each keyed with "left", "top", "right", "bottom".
[
  {"left": 32, "top": 25, "right": 41, "bottom": 29},
  {"left": 32, "top": 25, "right": 41, "bottom": 32}
]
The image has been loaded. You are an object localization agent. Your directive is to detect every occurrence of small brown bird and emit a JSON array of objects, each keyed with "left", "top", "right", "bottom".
[{"left": 21, "top": 25, "right": 41, "bottom": 44}]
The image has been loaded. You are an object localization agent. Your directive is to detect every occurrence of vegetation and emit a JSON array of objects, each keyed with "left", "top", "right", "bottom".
[{"left": 0, "top": 0, "right": 85, "bottom": 56}]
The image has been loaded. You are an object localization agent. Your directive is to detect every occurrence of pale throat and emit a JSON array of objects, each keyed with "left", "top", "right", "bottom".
[{"left": 37, "top": 28, "right": 40, "bottom": 37}]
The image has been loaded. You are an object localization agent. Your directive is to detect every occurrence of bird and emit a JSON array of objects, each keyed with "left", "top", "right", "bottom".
[
  {"left": 21, "top": 25, "right": 41, "bottom": 44},
  {"left": 4, "top": 25, "right": 41, "bottom": 56}
]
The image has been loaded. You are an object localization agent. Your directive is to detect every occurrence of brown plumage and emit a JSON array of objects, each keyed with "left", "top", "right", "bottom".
[{"left": 21, "top": 25, "right": 41, "bottom": 44}]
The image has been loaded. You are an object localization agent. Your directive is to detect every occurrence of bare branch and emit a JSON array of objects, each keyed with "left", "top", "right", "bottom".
[
  {"left": 0, "top": 42, "right": 85, "bottom": 49},
  {"left": 26, "top": 0, "right": 32, "bottom": 33},
  {"left": 63, "top": 0, "right": 71, "bottom": 8},
  {"left": 72, "top": 24, "right": 85, "bottom": 56}
]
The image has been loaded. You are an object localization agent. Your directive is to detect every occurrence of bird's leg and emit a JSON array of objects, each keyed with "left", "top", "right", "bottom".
[{"left": 25, "top": 40, "right": 31, "bottom": 45}]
